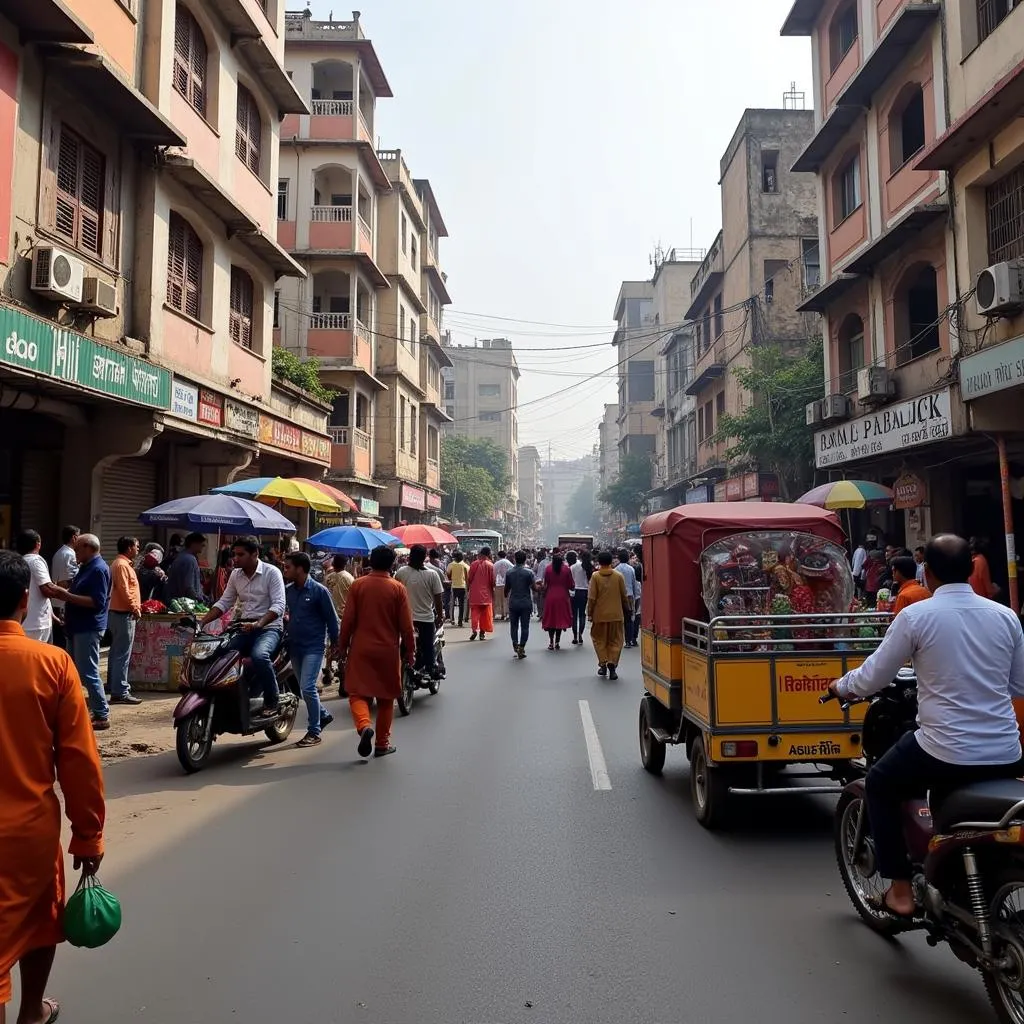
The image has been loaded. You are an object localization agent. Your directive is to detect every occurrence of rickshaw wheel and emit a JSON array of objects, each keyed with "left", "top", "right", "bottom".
[
  {"left": 690, "top": 735, "right": 730, "bottom": 829},
  {"left": 639, "top": 698, "right": 666, "bottom": 775}
]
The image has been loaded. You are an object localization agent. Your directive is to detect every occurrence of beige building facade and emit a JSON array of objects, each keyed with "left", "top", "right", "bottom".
[
  {"left": 518, "top": 445, "right": 543, "bottom": 543},
  {"left": 612, "top": 281, "right": 658, "bottom": 461}
]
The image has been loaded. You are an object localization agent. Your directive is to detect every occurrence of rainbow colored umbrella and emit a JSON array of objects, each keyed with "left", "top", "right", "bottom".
[
  {"left": 212, "top": 476, "right": 356, "bottom": 513},
  {"left": 797, "top": 480, "right": 893, "bottom": 510}
]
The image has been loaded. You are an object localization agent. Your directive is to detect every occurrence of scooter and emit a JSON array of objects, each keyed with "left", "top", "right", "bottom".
[
  {"left": 397, "top": 623, "right": 446, "bottom": 717},
  {"left": 173, "top": 618, "right": 301, "bottom": 773},
  {"left": 824, "top": 672, "right": 1024, "bottom": 1023}
]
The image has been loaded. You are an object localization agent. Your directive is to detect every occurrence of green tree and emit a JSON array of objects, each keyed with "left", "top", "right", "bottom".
[
  {"left": 564, "top": 475, "right": 599, "bottom": 534},
  {"left": 271, "top": 347, "right": 336, "bottom": 403},
  {"left": 599, "top": 454, "right": 652, "bottom": 522},
  {"left": 714, "top": 339, "right": 824, "bottom": 500},
  {"left": 441, "top": 435, "right": 510, "bottom": 493},
  {"left": 440, "top": 435, "right": 510, "bottom": 523}
]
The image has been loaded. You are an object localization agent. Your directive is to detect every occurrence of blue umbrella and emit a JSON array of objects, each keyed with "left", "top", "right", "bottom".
[
  {"left": 139, "top": 494, "right": 295, "bottom": 533},
  {"left": 308, "top": 525, "right": 400, "bottom": 556}
]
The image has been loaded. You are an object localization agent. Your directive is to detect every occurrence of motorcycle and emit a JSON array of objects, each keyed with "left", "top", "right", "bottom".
[
  {"left": 824, "top": 671, "right": 1024, "bottom": 1023},
  {"left": 397, "top": 623, "right": 446, "bottom": 717},
  {"left": 173, "top": 618, "right": 301, "bottom": 773}
]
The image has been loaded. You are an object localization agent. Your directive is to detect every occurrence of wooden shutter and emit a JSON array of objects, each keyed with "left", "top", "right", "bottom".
[
  {"left": 55, "top": 129, "right": 79, "bottom": 242},
  {"left": 167, "top": 212, "right": 203, "bottom": 319},
  {"left": 79, "top": 146, "right": 103, "bottom": 255},
  {"left": 235, "top": 87, "right": 261, "bottom": 174},
  {"left": 229, "top": 266, "right": 254, "bottom": 349},
  {"left": 173, "top": 5, "right": 206, "bottom": 115},
  {"left": 184, "top": 225, "right": 202, "bottom": 319},
  {"left": 54, "top": 126, "right": 104, "bottom": 256}
]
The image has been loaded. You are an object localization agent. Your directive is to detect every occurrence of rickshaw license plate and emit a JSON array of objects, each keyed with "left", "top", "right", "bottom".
[{"left": 711, "top": 732, "right": 861, "bottom": 762}]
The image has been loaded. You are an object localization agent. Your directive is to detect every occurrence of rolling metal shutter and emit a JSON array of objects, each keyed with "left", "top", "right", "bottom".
[
  {"left": 19, "top": 450, "right": 59, "bottom": 544},
  {"left": 99, "top": 457, "right": 158, "bottom": 555}
]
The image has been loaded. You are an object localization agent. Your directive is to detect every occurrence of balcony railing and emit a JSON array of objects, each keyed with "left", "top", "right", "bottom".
[
  {"left": 309, "top": 312, "right": 351, "bottom": 330},
  {"left": 978, "top": 0, "right": 1017, "bottom": 44},
  {"left": 690, "top": 231, "right": 724, "bottom": 300},
  {"left": 311, "top": 205, "right": 352, "bottom": 222},
  {"left": 311, "top": 99, "right": 353, "bottom": 116},
  {"left": 285, "top": 13, "right": 365, "bottom": 40},
  {"left": 353, "top": 427, "right": 370, "bottom": 451},
  {"left": 328, "top": 426, "right": 349, "bottom": 444},
  {"left": 355, "top": 319, "right": 369, "bottom": 342}
]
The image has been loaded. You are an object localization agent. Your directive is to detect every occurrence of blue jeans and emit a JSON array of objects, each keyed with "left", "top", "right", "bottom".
[
  {"left": 71, "top": 630, "right": 106, "bottom": 720},
  {"left": 509, "top": 603, "right": 531, "bottom": 648},
  {"left": 107, "top": 610, "right": 136, "bottom": 699},
  {"left": 571, "top": 591, "right": 588, "bottom": 639},
  {"left": 292, "top": 648, "right": 325, "bottom": 736},
  {"left": 228, "top": 628, "right": 282, "bottom": 707}
]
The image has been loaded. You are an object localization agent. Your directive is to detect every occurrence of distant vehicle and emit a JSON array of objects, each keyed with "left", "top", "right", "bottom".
[
  {"left": 452, "top": 529, "right": 502, "bottom": 555},
  {"left": 557, "top": 534, "right": 595, "bottom": 552}
]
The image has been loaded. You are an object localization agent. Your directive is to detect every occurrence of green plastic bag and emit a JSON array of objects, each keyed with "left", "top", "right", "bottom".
[{"left": 63, "top": 874, "right": 122, "bottom": 949}]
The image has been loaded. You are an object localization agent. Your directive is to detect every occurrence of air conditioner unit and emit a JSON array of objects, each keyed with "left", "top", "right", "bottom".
[
  {"left": 820, "top": 393, "right": 850, "bottom": 422},
  {"left": 805, "top": 400, "right": 822, "bottom": 426},
  {"left": 976, "top": 261, "right": 1024, "bottom": 316},
  {"left": 857, "top": 366, "right": 896, "bottom": 403},
  {"left": 31, "top": 246, "right": 84, "bottom": 303},
  {"left": 78, "top": 278, "right": 118, "bottom": 317}
]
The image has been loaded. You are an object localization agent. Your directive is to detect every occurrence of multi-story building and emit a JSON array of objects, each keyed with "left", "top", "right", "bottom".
[
  {"left": 686, "top": 108, "right": 818, "bottom": 501},
  {"left": 647, "top": 250, "right": 702, "bottom": 509},
  {"left": 539, "top": 457, "right": 594, "bottom": 538},
  {"left": 517, "top": 445, "right": 543, "bottom": 542},
  {"left": 444, "top": 337, "right": 520, "bottom": 522},
  {"left": 276, "top": 9, "right": 393, "bottom": 517},
  {"left": 781, "top": 0, "right": 992, "bottom": 549},
  {"left": 371, "top": 149, "right": 452, "bottom": 526},
  {"left": 0, "top": 0, "right": 329, "bottom": 551},
  {"left": 611, "top": 281, "right": 657, "bottom": 461},
  {"left": 597, "top": 403, "right": 620, "bottom": 537}
]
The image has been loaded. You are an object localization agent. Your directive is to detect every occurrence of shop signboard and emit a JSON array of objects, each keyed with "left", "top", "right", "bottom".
[
  {"left": 725, "top": 477, "right": 743, "bottom": 501},
  {"left": 300, "top": 431, "right": 331, "bottom": 464},
  {"left": 170, "top": 379, "right": 198, "bottom": 420},
  {"left": 400, "top": 484, "right": 426, "bottom": 511},
  {"left": 359, "top": 497, "right": 380, "bottom": 516},
  {"left": 685, "top": 484, "right": 710, "bottom": 504},
  {"left": 426, "top": 493, "right": 442, "bottom": 510},
  {"left": 0, "top": 305, "right": 171, "bottom": 408},
  {"left": 742, "top": 472, "right": 759, "bottom": 499},
  {"left": 814, "top": 388, "right": 952, "bottom": 469},
  {"left": 259, "top": 414, "right": 302, "bottom": 454},
  {"left": 224, "top": 399, "right": 259, "bottom": 438},
  {"left": 894, "top": 472, "right": 927, "bottom": 509},
  {"left": 198, "top": 389, "right": 223, "bottom": 426},
  {"left": 713, "top": 482, "right": 727, "bottom": 502},
  {"left": 760, "top": 474, "right": 780, "bottom": 498},
  {"left": 959, "top": 334, "right": 1024, "bottom": 401}
]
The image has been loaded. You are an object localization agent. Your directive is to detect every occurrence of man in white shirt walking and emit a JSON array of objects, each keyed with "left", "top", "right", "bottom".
[
  {"left": 830, "top": 534, "right": 1024, "bottom": 917},
  {"left": 200, "top": 536, "right": 287, "bottom": 718},
  {"left": 15, "top": 530, "right": 63, "bottom": 643},
  {"left": 614, "top": 549, "right": 640, "bottom": 648},
  {"left": 50, "top": 524, "right": 79, "bottom": 647},
  {"left": 492, "top": 550, "right": 514, "bottom": 622}
]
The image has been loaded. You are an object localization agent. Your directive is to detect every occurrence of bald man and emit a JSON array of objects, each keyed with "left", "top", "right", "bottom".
[{"left": 830, "top": 534, "right": 1024, "bottom": 917}]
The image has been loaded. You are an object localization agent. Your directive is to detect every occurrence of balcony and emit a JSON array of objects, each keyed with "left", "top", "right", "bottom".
[
  {"left": 424, "top": 457, "right": 440, "bottom": 491},
  {"left": 329, "top": 425, "right": 372, "bottom": 479},
  {"left": 284, "top": 12, "right": 393, "bottom": 97},
  {"left": 309, "top": 204, "right": 354, "bottom": 249},
  {"left": 686, "top": 231, "right": 724, "bottom": 319}
]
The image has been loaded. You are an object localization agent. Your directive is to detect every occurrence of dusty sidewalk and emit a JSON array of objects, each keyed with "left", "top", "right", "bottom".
[{"left": 96, "top": 692, "right": 179, "bottom": 762}]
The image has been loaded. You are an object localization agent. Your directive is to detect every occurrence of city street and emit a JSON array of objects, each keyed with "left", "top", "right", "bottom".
[{"left": 49, "top": 631, "right": 993, "bottom": 1024}]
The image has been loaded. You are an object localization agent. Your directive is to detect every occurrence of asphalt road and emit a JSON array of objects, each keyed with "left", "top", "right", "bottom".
[{"left": 45, "top": 625, "right": 997, "bottom": 1024}]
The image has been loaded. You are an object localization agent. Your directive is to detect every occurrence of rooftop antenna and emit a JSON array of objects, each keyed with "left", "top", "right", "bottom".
[{"left": 783, "top": 81, "right": 806, "bottom": 110}]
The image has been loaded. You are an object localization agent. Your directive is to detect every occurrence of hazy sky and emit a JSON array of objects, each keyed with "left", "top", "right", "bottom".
[{"left": 307, "top": 0, "right": 811, "bottom": 460}]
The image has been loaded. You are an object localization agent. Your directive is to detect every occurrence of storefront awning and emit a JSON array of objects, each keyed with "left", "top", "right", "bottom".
[
  {"left": 163, "top": 157, "right": 305, "bottom": 278},
  {"left": 44, "top": 46, "right": 184, "bottom": 146},
  {"left": 0, "top": 0, "right": 91, "bottom": 42},
  {"left": 844, "top": 203, "right": 947, "bottom": 275}
]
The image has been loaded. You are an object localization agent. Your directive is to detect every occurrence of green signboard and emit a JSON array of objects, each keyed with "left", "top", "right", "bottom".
[{"left": 0, "top": 306, "right": 171, "bottom": 409}]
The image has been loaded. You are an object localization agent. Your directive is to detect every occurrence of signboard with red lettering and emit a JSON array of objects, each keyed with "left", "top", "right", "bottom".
[
  {"left": 198, "top": 389, "right": 223, "bottom": 427},
  {"left": 742, "top": 472, "right": 759, "bottom": 499},
  {"left": 775, "top": 659, "right": 845, "bottom": 723},
  {"left": 893, "top": 472, "right": 926, "bottom": 509},
  {"left": 401, "top": 484, "right": 426, "bottom": 511},
  {"left": 301, "top": 431, "right": 331, "bottom": 464},
  {"left": 259, "top": 415, "right": 302, "bottom": 454},
  {"left": 426, "top": 493, "right": 442, "bottom": 510},
  {"left": 725, "top": 477, "right": 743, "bottom": 501}
]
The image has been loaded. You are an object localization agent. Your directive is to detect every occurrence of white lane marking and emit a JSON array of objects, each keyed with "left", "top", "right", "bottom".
[{"left": 578, "top": 699, "right": 612, "bottom": 791}]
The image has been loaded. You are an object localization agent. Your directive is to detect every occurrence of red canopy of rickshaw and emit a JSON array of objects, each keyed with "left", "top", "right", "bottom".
[{"left": 640, "top": 502, "right": 846, "bottom": 637}]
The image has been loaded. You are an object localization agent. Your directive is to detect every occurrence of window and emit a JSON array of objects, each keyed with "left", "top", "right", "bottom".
[
  {"left": 978, "top": 0, "right": 1022, "bottom": 44},
  {"left": 761, "top": 150, "right": 779, "bottom": 193},
  {"left": 897, "top": 265, "right": 940, "bottom": 364},
  {"left": 399, "top": 396, "right": 407, "bottom": 449},
  {"left": 801, "top": 238, "right": 821, "bottom": 293},
  {"left": 834, "top": 153, "right": 862, "bottom": 223},
  {"left": 401, "top": 213, "right": 407, "bottom": 254},
  {"left": 890, "top": 86, "right": 926, "bottom": 170},
  {"left": 355, "top": 393, "right": 368, "bottom": 431},
  {"left": 54, "top": 125, "right": 103, "bottom": 257},
  {"left": 173, "top": 5, "right": 207, "bottom": 116},
  {"left": 478, "top": 383, "right": 501, "bottom": 397},
  {"left": 479, "top": 411, "right": 501, "bottom": 422},
  {"left": 277, "top": 180, "right": 289, "bottom": 221},
  {"left": 331, "top": 389, "right": 350, "bottom": 427},
  {"left": 986, "top": 164, "right": 1024, "bottom": 264},
  {"left": 273, "top": 290, "right": 280, "bottom": 329},
  {"left": 399, "top": 305, "right": 406, "bottom": 339},
  {"left": 407, "top": 316, "right": 416, "bottom": 349},
  {"left": 764, "top": 259, "right": 788, "bottom": 304},
  {"left": 716, "top": 391, "right": 726, "bottom": 417},
  {"left": 837, "top": 314, "right": 865, "bottom": 393},
  {"left": 627, "top": 359, "right": 656, "bottom": 402},
  {"left": 235, "top": 86, "right": 262, "bottom": 175},
  {"left": 705, "top": 402, "right": 714, "bottom": 439},
  {"left": 444, "top": 380, "right": 455, "bottom": 401},
  {"left": 410, "top": 236, "right": 417, "bottom": 271},
  {"left": 229, "top": 266, "right": 255, "bottom": 349},
  {"left": 410, "top": 405, "right": 417, "bottom": 456},
  {"left": 829, "top": 2, "right": 858, "bottom": 73},
  {"left": 166, "top": 212, "right": 203, "bottom": 320},
  {"left": 701, "top": 311, "right": 711, "bottom": 352},
  {"left": 713, "top": 293, "right": 723, "bottom": 338},
  {"left": 428, "top": 427, "right": 439, "bottom": 461}
]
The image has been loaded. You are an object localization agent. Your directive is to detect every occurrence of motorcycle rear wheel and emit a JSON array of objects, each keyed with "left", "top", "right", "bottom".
[
  {"left": 982, "top": 868, "right": 1024, "bottom": 1024},
  {"left": 176, "top": 708, "right": 213, "bottom": 774},
  {"left": 397, "top": 666, "right": 416, "bottom": 716},
  {"left": 264, "top": 697, "right": 298, "bottom": 745},
  {"left": 833, "top": 791, "right": 902, "bottom": 936},
  {"left": 428, "top": 654, "right": 444, "bottom": 695}
]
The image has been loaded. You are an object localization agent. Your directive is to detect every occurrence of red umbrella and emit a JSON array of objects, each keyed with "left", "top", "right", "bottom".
[{"left": 389, "top": 524, "right": 459, "bottom": 546}]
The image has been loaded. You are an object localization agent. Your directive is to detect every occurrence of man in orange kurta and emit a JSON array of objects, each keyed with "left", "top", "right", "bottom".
[
  {"left": 0, "top": 550, "right": 106, "bottom": 1024},
  {"left": 892, "top": 556, "right": 931, "bottom": 616},
  {"left": 338, "top": 544, "right": 416, "bottom": 759}
]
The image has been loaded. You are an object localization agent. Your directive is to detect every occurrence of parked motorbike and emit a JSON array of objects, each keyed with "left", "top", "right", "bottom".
[
  {"left": 824, "top": 671, "right": 1024, "bottom": 1023},
  {"left": 173, "top": 618, "right": 301, "bottom": 774},
  {"left": 397, "top": 623, "right": 446, "bottom": 717}
]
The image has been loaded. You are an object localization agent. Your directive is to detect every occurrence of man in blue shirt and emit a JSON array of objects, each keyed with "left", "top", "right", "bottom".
[
  {"left": 614, "top": 549, "right": 640, "bottom": 648},
  {"left": 283, "top": 552, "right": 341, "bottom": 747},
  {"left": 166, "top": 532, "right": 206, "bottom": 603},
  {"left": 49, "top": 533, "right": 112, "bottom": 729}
]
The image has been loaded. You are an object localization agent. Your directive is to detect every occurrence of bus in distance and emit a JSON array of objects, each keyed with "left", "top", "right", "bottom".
[
  {"left": 452, "top": 529, "right": 502, "bottom": 555},
  {"left": 557, "top": 534, "right": 595, "bottom": 552}
]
